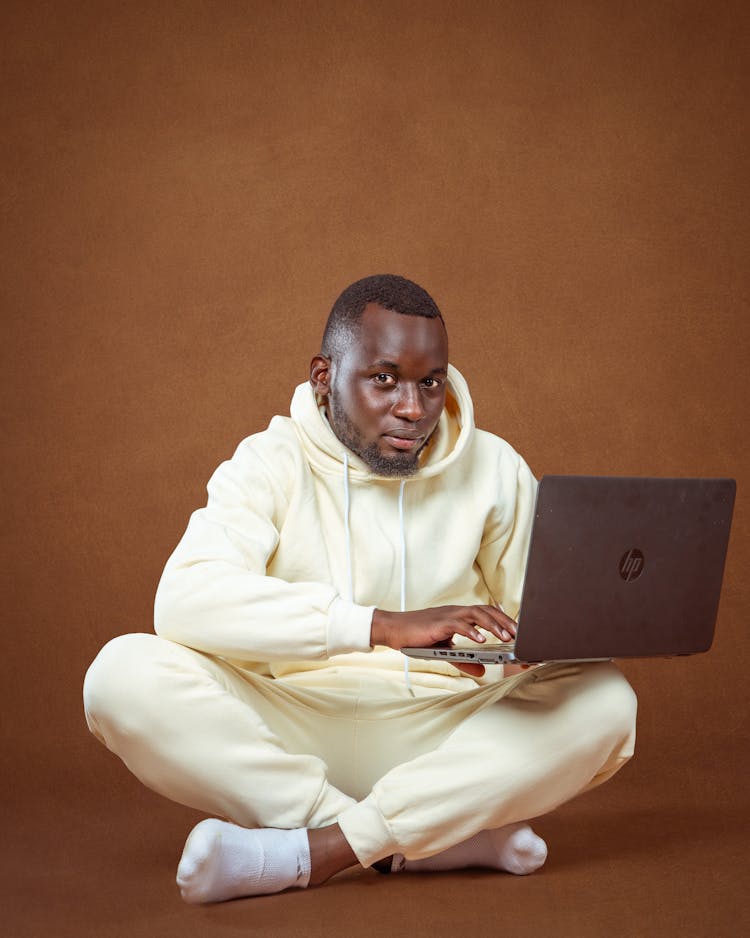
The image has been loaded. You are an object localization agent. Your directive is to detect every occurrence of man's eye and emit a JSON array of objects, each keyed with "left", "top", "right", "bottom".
[
  {"left": 374, "top": 373, "right": 395, "bottom": 385},
  {"left": 421, "top": 377, "right": 441, "bottom": 388}
]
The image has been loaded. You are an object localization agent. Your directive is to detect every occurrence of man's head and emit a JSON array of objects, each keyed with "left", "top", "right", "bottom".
[{"left": 310, "top": 275, "right": 449, "bottom": 477}]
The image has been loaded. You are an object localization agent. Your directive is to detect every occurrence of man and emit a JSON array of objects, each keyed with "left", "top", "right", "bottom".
[{"left": 84, "top": 274, "right": 637, "bottom": 903}]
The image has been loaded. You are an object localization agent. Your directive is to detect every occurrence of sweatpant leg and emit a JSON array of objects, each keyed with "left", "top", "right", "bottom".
[
  {"left": 338, "top": 661, "right": 637, "bottom": 866},
  {"left": 83, "top": 633, "right": 356, "bottom": 829}
]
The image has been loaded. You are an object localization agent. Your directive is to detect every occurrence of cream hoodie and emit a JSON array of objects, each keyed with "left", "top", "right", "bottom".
[{"left": 154, "top": 365, "right": 538, "bottom": 691}]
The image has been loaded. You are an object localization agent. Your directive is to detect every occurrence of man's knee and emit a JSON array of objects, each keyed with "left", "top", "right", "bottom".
[
  {"left": 580, "top": 663, "right": 638, "bottom": 754},
  {"left": 598, "top": 663, "right": 637, "bottom": 724},
  {"left": 83, "top": 632, "right": 178, "bottom": 741},
  {"left": 530, "top": 661, "right": 637, "bottom": 750}
]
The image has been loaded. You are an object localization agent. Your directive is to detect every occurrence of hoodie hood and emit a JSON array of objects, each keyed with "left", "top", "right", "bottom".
[{"left": 289, "top": 363, "right": 475, "bottom": 482}]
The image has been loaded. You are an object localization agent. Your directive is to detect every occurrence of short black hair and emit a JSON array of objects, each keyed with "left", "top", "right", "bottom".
[{"left": 321, "top": 274, "right": 444, "bottom": 358}]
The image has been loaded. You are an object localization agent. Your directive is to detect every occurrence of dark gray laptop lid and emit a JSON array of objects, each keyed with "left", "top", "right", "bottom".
[{"left": 514, "top": 476, "right": 736, "bottom": 662}]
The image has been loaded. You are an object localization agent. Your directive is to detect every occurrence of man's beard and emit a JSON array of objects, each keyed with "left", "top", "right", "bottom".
[{"left": 326, "top": 393, "right": 425, "bottom": 478}]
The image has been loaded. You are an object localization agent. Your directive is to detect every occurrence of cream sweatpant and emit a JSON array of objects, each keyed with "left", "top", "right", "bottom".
[{"left": 83, "top": 633, "right": 637, "bottom": 868}]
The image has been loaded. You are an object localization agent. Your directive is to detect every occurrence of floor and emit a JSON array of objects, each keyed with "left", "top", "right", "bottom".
[{"left": 4, "top": 712, "right": 747, "bottom": 938}]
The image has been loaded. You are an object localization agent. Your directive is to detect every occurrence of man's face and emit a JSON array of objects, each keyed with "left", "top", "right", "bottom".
[{"left": 312, "top": 304, "right": 449, "bottom": 477}]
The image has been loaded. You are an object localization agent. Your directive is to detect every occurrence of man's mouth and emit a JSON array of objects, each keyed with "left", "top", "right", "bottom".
[{"left": 382, "top": 431, "right": 424, "bottom": 451}]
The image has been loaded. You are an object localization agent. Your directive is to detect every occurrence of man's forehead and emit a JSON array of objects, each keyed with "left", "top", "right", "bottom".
[{"left": 351, "top": 304, "right": 448, "bottom": 364}]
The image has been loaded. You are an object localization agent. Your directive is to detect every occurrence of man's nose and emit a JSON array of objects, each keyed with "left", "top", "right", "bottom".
[{"left": 392, "top": 384, "right": 425, "bottom": 421}]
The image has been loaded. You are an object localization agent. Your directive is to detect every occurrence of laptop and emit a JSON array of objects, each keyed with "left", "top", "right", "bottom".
[{"left": 403, "top": 475, "right": 736, "bottom": 665}]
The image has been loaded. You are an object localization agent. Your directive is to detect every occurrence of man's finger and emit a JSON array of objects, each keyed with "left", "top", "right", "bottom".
[
  {"left": 471, "top": 606, "right": 517, "bottom": 641},
  {"left": 453, "top": 661, "right": 486, "bottom": 678}
]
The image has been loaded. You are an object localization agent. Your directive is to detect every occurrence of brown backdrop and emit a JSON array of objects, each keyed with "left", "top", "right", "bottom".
[{"left": 3, "top": 2, "right": 748, "bottom": 936}]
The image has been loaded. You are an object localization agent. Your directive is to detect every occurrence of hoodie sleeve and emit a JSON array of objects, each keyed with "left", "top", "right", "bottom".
[
  {"left": 153, "top": 429, "right": 374, "bottom": 662},
  {"left": 475, "top": 443, "right": 539, "bottom": 620}
]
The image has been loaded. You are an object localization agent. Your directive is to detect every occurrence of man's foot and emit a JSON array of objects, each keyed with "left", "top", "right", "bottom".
[
  {"left": 177, "top": 819, "right": 311, "bottom": 903},
  {"left": 380, "top": 823, "right": 548, "bottom": 876}
]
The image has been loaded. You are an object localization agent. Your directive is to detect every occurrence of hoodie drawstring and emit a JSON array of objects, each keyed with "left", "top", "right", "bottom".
[
  {"left": 342, "top": 453, "right": 414, "bottom": 696},
  {"left": 398, "top": 480, "right": 414, "bottom": 695},
  {"left": 342, "top": 453, "right": 354, "bottom": 603}
]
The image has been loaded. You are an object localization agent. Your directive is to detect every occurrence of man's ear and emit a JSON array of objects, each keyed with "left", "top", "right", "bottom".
[{"left": 310, "top": 355, "right": 332, "bottom": 397}]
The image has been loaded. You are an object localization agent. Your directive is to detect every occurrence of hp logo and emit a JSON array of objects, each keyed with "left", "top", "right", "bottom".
[{"left": 619, "top": 548, "right": 644, "bottom": 582}]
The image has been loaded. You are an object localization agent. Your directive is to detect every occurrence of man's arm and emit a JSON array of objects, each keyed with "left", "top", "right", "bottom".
[
  {"left": 475, "top": 446, "right": 538, "bottom": 623},
  {"left": 154, "top": 432, "right": 374, "bottom": 663}
]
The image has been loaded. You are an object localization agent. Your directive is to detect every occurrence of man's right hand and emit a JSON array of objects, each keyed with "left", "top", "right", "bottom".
[{"left": 370, "top": 604, "right": 517, "bottom": 651}]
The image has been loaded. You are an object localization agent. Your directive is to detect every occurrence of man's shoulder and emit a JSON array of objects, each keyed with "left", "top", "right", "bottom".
[
  {"left": 202, "top": 416, "right": 310, "bottom": 510},
  {"left": 471, "top": 426, "right": 526, "bottom": 465},
  {"left": 231, "top": 415, "right": 305, "bottom": 468},
  {"left": 464, "top": 427, "right": 537, "bottom": 497}
]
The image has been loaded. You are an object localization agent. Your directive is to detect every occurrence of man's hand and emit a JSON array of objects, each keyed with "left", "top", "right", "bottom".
[{"left": 370, "top": 605, "right": 517, "bottom": 651}]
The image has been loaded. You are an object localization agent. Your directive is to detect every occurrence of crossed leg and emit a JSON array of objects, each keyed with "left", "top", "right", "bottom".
[{"left": 84, "top": 634, "right": 636, "bottom": 902}]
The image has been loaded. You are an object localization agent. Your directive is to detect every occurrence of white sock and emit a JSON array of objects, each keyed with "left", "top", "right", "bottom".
[
  {"left": 398, "top": 823, "right": 547, "bottom": 876},
  {"left": 177, "top": 819, "right": 311, "bottom": 904}
]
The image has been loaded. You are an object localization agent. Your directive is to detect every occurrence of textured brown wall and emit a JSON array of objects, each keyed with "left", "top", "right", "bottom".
[{"left": 3, "top": 0, "right": 748, "bottom": 822}]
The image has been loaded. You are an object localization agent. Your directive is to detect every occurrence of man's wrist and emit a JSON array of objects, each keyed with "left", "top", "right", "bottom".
[{"left": 370, "top": 609, "right": 395, "bottom": 648}]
